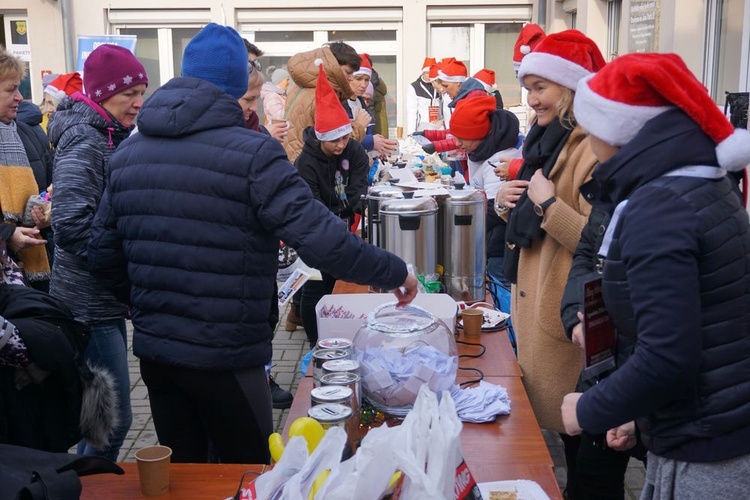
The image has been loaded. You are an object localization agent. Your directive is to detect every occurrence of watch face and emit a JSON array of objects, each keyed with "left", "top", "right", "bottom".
[{"left": 534, "top": 203, "right": 544, "bottom": 217}]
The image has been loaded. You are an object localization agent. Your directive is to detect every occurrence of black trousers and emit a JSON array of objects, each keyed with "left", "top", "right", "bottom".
[
  {"left": 564, "top": 431, "right": 647, "bottom": 500},
  {"left": 140, "top": 359, "right": 273, "bottom": 464},
  {"left": 299, "top": 271, "right": 337, "bottom": 347}
]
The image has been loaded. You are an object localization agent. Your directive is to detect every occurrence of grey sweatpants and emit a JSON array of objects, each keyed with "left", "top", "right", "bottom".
[{"left": 640, "top": 451, "right": 750, "bottom": 500}]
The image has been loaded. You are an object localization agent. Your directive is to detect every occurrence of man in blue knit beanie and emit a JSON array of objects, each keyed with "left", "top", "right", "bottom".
[
  {"left": 181, "top": 23, "right": 248, "bottom": 98},
  {"left": 86, "top": 23, "right": 418, "bottom": 464}
]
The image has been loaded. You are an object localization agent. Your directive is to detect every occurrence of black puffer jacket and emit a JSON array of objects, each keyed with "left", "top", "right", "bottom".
[
  {"left": 88, "top": 77, "right": 407, "bottom": 371},
  {"left": 296, "top": 126, "right": 369, "bottom": 224},
  {"left": 576, "top": 109, "right": 750, "bottom": 462},
  {"left": 48, "top": 96, "right": 131, "bottom": 324}
]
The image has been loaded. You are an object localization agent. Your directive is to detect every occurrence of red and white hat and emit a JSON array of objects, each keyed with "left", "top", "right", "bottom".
[
  {"left": 437, "top": 57, "right": 468, "bottom": 83},
  {"left": 428, "top": 63, "right": 440, "bottom": 81},
  {"left": 354, "top": 53, "right": 372, "bottom": 78},
  {"left": 513, "top": 24, "right": 546, "bottom": 70},
  {"left": 314, "top": 59, "right": 352, "bottom": 141},
  {"left": 44, "top": 72, "right": 83, "bottom": 102},
  {"left": 421, "top": 57, "right": 437, "bottom": 73},
  {"left": 473, "top": 69, "right": 496, "bottom": 92},
  {"left": 517, "top": 29, "right": 605, "bottom": 91},
  {"left": 574, "top": 53, "right": 750, "bottom": 171}
]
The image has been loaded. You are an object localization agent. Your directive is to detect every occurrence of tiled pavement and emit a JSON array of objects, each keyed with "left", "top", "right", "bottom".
[{"left": 116, "top": 304, "right": 645, "bottom": 498}]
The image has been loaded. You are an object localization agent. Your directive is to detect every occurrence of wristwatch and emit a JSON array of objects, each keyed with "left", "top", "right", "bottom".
[{"left": 533, "top": 196, "right": 557, "bottom": 217}]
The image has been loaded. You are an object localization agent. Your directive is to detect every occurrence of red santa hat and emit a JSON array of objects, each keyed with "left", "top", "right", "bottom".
[
  {"left": 314, "top": 59, "right": 352, "bottom": 141},
  {"left": 517, "top": 29, "right": 606, "bottom": 91},
  {"left": 428, "top": 63, "right": 440, "bottom": 81},
  {"left": 513, "top": 24, "right": 546, "bottom": 70},
  {"left": 437, "top": 57, "right": 468, "bottom": 83},
  {"left": 421, "top": 57, "right": 437, "bottom": 73},
  {"left": 473, "top": 69, "right": 496, "bottom": 92},
  {"left": 354, "top": 53, "right": 372, "bottom": 78},
  {"left": 44, "top": 72, "right": 83, "bottom": 102},
  {"left": 575, "top": 53, "right": 750, "bottom": 171}
]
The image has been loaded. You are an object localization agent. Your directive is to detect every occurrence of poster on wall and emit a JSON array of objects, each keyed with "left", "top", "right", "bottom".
[
  {"left": 628, "top": 0, "right": 661, "bottom": 53},
  {"left": 4, "top": 16, "right": 32, "bottom": 99},
  {"left": 76, "top": 35, "right": 137, "bottom": 72}
]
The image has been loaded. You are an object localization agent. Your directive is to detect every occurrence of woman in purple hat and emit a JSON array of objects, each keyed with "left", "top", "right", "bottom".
[{"left": 48, "top": 44, "right": 148, "bottom": 461}]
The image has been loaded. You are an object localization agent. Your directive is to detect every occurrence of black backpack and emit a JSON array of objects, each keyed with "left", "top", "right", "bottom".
[{"left": 0, "top": 443, "right": 123, "bottom": 500}]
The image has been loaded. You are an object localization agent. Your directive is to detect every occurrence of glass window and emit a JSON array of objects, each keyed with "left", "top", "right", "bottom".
[
  {"left": 369, "top": 55, "right": 398, "bottom": 132},
  {"left": 328, "top": 30, "right": 397, "bottom": 41},
  {"left": 714, "top": 0, "right": 744, "bottom": 101},
  {"left": 430, "top": 25, "right": 471, "bottom": 64},
  {"left": 256, "top": 31, "right": 314, "bottom": 43},
  {"left": 607, "top": 1, "right": 622, "bottom": 60},
  {"left": 484, "top": 24, "right": 522, "bottom": 107},
  {"left": 172, "top": 28, "right": 200, "bottom": 77},
  {"left": 120, "top": 28, "right": 161, "bottom": 95}
]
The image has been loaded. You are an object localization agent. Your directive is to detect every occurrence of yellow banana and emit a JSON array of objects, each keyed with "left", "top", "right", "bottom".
[{"left": 307, "top": 469, "right": 331, "bottom": 499}]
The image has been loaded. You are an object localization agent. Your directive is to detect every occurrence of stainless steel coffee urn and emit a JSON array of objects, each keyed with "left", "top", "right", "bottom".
[
  {"left": 442, "top": 188, "right": 486, "bottom": 301},
  {"left": 363, "top": 185, "right": 404, "bottom": 248},
  {"left": 380, "top": 196, "right": 439, "bottom": 278}
]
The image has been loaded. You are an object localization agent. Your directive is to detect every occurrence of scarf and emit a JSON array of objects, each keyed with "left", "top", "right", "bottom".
[
  {"left": 503, "top": 118, "right": 573, "bottom": 283},
  {"left": 0, "top": 121, "right": 50, "bottom": 282},
  {"left": 469, "top": 110, "right": 520, "bottom": 163}
]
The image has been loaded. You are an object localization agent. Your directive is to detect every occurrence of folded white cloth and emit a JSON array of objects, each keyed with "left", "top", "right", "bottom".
[{"left": 450, "top": 381, "right": 511, "bottom": 423}]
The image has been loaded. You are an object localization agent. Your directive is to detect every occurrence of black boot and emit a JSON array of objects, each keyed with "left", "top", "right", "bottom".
[{"left": 269, "top": 375, "right": 293, "bottom": 409}]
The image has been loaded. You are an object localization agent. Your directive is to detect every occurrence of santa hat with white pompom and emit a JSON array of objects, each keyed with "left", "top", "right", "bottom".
[
  {"left": 574, "top": 52, "right": 750, "bottom": 171},
  {"left": 513, "top": 24, "right": 546, "bottom": 71},
  {"left": 314, "top": 59, "right": 352, "bottom": 141}
]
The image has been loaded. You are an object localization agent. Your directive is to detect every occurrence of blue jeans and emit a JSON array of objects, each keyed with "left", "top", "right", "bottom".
[
  {"left": 487, "top": 257, "right": 511, "bottom": 289},
  {"left": 77, "top": 318, "right": 132, "bottom": 461}
]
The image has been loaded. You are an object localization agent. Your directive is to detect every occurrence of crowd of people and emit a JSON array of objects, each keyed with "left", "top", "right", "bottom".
[{"left": 0, "top": 19, "right": 749, "bottom": 500}]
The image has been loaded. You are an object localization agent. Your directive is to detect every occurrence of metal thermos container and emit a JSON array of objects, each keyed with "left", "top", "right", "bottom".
[
  {"left": 380, "top": 196, "right": 439, "bottom": 279},
  {"left": 363, "top": 185, "right": 404, "bottom": 248},
  {"left": 442, "top": 187, "right": 486, "bottom": 302}
]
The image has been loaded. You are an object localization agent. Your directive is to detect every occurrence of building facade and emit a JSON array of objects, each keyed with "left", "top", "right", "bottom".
[{"left": 3, "top": 0, "right": 749, "bottom": 134}]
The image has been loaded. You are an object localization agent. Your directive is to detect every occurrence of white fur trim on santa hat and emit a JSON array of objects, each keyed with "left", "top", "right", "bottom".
[
  {"left": 421, "top": 66, "right": 431, "bottom": 73},
  {"left": 353, "top": 67, "right": 372, "bottom": 77},
  {"left": 716, "top": 128, "right": 750, "bottom": 172},
  {"left": 314, "top": 58, "right": 324, "bottom": 67},
  {"left": 437, "top": 70, "right": 467, "bottom": 83},
  {"left": 478, "top": 80, "right": 493, "bottom": 93},
  {"left": 574, "top": 75, "right": 671, "bottom": 146},
  {"left": 518, "top": 52, "right": 592, "bottom": 91},
  {"left": 315, "top": 123, "right": 353, "bottom": 142},
  {"left": 44, "top": 85, "right": 66, "bottom": 103}
]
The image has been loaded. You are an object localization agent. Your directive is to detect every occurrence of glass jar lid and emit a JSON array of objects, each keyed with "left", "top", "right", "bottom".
[
  {"left": 365, "top": 303, "right": 436, "bottom": 335},
  {"left": 308, "top": 403, "right": 353, "bottom": 424}
]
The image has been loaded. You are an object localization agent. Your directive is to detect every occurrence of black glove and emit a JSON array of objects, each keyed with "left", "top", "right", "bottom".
[
  {"left": 411, "top": 130, "right": 425, "bottom": 137},
  {"left": 422, "top": 142, "right": 436, "bottom": 155}
]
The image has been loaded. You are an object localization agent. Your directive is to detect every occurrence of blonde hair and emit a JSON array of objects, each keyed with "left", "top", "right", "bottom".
[
  {"left": 249, "top": 66, "right": 265, "bottom": 89},
  {"left": 0, "top": 47, "right": 26, "bottom": 82}
]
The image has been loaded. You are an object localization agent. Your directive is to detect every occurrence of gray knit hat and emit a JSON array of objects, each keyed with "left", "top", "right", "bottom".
[{"left": 271, "top": 68, "right": 290, "bottom": 85}]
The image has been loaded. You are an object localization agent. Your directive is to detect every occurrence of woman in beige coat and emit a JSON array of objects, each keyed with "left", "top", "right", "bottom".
[{"left": 494, "top": 30, "right": 605, "bottom": 497}]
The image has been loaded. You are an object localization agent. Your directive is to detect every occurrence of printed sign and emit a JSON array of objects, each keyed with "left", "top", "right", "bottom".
[
  {"left": 628, "top": 0, "right": 661, "bottom": 53},
  {"left": 4, "top": 16, "right": 31, "bottom": 62},
  {"left": 581, "top": 277, "right": 617, "bottom": 379},
  {"left": 76, "top": 35, "right": 137, "bottom": 72}
]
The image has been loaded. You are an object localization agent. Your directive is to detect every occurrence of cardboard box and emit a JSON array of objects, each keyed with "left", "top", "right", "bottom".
[{"left": 316, "top": 293, "right": 458, "bottom": 341}]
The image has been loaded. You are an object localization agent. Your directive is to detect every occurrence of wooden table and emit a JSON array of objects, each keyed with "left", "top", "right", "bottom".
[
  {"left": 81, "top": 463, "right": 267, "bottom": 499},
  {"left": 283, "top": 376, "right": 559, "bottom": 499}
]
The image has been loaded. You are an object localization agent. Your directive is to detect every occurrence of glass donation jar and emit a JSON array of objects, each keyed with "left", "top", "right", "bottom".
[{"left": 352, "top": 303, "right": 458, "bottom": 416}]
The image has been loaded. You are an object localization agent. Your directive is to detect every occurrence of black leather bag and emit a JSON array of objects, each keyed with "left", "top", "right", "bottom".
[{"left": 0, "top": 443, "right": 123, "bottom": 500}]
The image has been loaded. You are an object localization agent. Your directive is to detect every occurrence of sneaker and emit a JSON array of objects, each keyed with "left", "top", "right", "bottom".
[
  {"left": 269, "top": 375, "right": 293, "bottom": 409},
  {"left": 285, "top": 304, "right": 304, "bottom": 332}
]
